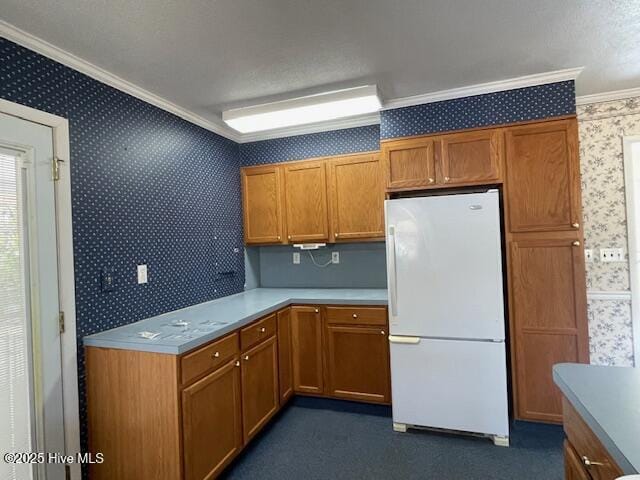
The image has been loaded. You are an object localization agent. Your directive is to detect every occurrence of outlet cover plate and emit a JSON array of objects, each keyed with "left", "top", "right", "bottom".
[{"left": 331, "top": 252, "right": 340, "bottom": 264}]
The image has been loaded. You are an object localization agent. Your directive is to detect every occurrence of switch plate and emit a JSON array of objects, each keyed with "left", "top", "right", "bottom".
[
  {"left": 293, "top": 252, "right": 300, "bottom": 264},
  {"left": 600, "top": 248, "right": 624, "bottom": 262},
  {"left": 137, "top": 264, "right": 148, "bottom": 284},
  {"left": 584, "top": 249, "right": 593, "bottom": 262},
  {"left": 332, "top": 252, "right": 340, "bottom": 264}
]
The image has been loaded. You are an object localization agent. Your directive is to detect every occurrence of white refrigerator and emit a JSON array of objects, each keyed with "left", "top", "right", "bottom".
[{"left": 385, "top": 190, "right": 509, "bottom": 446}]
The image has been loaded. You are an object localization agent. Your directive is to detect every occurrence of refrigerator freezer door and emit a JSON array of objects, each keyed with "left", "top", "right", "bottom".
[
  {"left": 385, "top": 191, "right": 505, "bottom": 340},
  {"left": 390, "top": 338, "right": 509, "bottom": 437}
]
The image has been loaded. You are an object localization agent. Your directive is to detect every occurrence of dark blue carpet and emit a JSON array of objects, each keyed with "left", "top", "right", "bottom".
[{"left": 221, "top": 397, "right": 564, "bottom": 480}]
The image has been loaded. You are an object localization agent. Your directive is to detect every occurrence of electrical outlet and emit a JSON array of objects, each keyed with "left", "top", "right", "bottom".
[
  {"left": 293, "top": 252, "right": 300, "bottom": 264},
  {"left": 600, "top": 248, "right": 624, "bottom": 263},
  {"left": 137, "top": 264, "right": 148, "bottom": 284},
  {"left": 332, "top": 252, "right": 340, "bottom": 264},
  {"left": 584, "top": 249, "right": 593, "bottom": 262}
]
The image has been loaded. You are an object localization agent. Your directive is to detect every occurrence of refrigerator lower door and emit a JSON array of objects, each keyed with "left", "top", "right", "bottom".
[{"left": 390, "top": 337, "right": 509, "bottom": 437}]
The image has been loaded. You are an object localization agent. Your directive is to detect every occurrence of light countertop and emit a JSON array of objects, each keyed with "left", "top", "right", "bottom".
[
  {"left": 553, "top": 363, "right": 640, "bottom": 474},
  {"left": 83, "top": 288, "right": 388, "bottom": 355}
]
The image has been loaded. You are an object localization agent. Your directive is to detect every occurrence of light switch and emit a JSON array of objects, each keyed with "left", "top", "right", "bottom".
[
  {"left": 584, "top": 249, "right": 593, "bottom": 262},
  {"left": 293, "top": 252, "right": 300, "bottom": 264},
  {"left": 137, "top": 264, "right": 148, "bottom": 284},
  {"left": 600, "top": 248, "right": 624, "bottom": 263},
  {"left": 332, "top": 252, "right": 340, "bottom": 264}
]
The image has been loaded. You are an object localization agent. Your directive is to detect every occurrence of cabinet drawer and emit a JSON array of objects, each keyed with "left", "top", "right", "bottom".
[
  {"left": 563, "top": 398, "right": 623, "bottom": 480},
  {"left": 241, "top": 314, "right": 277, "bottom": 351},
  {"left": 181, "top": 333, "right": 239, "bottom": 386},
  {"left": 325, "top": 306, "right": 387, "bottom": 326}
]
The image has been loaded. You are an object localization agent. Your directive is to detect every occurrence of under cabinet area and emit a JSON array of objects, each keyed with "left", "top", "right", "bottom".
[
  {"left": 241, "top": 151, "right": 385, "bottom": 245},
  {"left": 86, "top": 302, "right": 389, "bottom": 480}
]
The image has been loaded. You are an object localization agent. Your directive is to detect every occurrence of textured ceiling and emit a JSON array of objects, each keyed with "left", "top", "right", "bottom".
[{"left": 2, "top": 0, "right": 639, "bottom": 125}]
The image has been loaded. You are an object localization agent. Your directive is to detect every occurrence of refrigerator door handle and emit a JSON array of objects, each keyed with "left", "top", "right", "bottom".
[
  {"left": 388, "top": 225, "right": 398, "bottom": 317},
  {"left": 388, "top": 335, "right": 420, "bottom": 344}
]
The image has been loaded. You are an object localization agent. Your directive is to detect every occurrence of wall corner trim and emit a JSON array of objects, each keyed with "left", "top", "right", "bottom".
[{"left": 0, "top": 20, "right": 242, "bottom": 143}]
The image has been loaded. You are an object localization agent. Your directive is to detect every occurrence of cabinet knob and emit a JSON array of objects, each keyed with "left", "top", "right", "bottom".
[
  {"left": 212, "top": 351, "right": 220, "bottom": 358},
  {"left": 572, "top": 241, "right": 581, "bottom": 247},
  {"left": 581, "top": 456, "right": 606, "bottom": 467},
  {"left": 352, "top": 313, "right": 358, "bottom": 318},
  {"left": 244, "top": 355, "right": 249, "bottom": 361},
  {"left": 335, "top": 233, "right": 339, "bottom": 238},
  {"left": 260, "top": 327, "right": 266, "bottom": 333},
  {"left": 314, "top": 308, "right": 319, "bottom": 314},
  {"left": 288, "top": 235, "right": 292, "bottom": 240},
  {"left": 428, "top": 177, "right": 435, "bottom": 184},
  {"left": 572, "top": 223, "right": 580, "bottom": 229},
  {"left": 235, "top": 361, "right": 240, "bottom": 367},
  {"left": 277, "top": 235, "right": 281, "bottom": 240},
  {"left": 444, "top": 176, "right": 450, "bottom": 182},
  {"left": 381, "top": 330, "right": 385, "bottom": 335}
]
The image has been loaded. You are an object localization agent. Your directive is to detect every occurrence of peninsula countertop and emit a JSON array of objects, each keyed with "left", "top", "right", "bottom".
[
  {"left": 83, "top": 288, "right": 388, "bottom": 355},
  {"left": 553, "top": 363, "right": 640, "bottom": 475}
]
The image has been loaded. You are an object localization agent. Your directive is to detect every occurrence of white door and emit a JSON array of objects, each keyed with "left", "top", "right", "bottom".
[
  {"left": 0, "top": 112, "right": 66, "bottom": 480},
  {"left": 390, "top": 338, "right": 509, "bottom": 437},
  {"left": 385, "top": 191, "right": 505, "bottom": 340}
]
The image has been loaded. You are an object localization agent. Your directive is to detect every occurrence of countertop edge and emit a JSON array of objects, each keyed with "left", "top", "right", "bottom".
[
  {"left": 83, "top": 291, "right": 388, "bottom": 355},
  {"left": 553, "top": 365, "right": 637, "bottom": 475}
]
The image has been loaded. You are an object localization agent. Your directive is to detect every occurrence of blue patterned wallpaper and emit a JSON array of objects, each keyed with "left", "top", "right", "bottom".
[
  {"left": 239, "top": 124, "right": 380, "bottom": 165},
  {"left": 0, "top": 38, "right": 245, "bottom": 456},
  {"left": 380, "top": 81, "right": 576, "bottom": 139}
]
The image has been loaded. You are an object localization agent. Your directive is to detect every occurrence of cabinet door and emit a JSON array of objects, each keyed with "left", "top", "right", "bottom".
[
  {"left": 564, "top": 441, "right": 591, "bottom": 480},
  {"left": 382, "top": 137, "right": 436, "bottom": 190},
  {"left": 241, "top": 165, "right": 285, "bottom": 244},
  {"left": 439, "top": 129, "right": 501, "bottom": 186},
  {"left": 182, "top": 359, "right": 242, "bottom": 480},
  {"left": 509, "top": 235, "right": 589, "bottom": 422},
  {"left": 277, "top": 308, "right": 294, "bottom": 404},
  {"left": 291, "top": 306, "right": 324, "bottom": 394},
  {"left": 328, "top": 153, "right": 385, "bottom": 241},
  {"left": 505, "top": 119, "right": 582, "bottom": 233},
  {"left": 284, "top": 160, "right": 329, "bottom": 242},
  {"left": 241, "top": 336, "right": 279, "bottom": 443},
  {"left": 325, "top": 325, "right": 390, "bottom": 403}
]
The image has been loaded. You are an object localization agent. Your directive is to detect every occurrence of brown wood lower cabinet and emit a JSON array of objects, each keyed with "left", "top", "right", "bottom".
[
  {"left": 277, "top": 308, "right": 294, "bottom": 404},
  {"left": 240, "top": 336, "right": 279, "bottom": 443},
  {"left": 562, "top": 398, "right": 624, "bottom": 480},
  {"left": 291, "top": 306, "right": 324, "bottom": 394},
  {"left": 87, "top": 304, "right": 389, "bottom": 480},
  {"left": 182, "top": 358, "right": 243, "bottom": 480},
  {"left": 325, "top": 325, "right": 390, "bottom": 403}
]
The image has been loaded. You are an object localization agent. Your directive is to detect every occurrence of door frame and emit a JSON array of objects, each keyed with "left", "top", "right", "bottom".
[
  {"left": 623, "top": 135, "right": 640, "bottom": 367},
  {"left": 0, "top": 99, "right": 81, "bottom": 479}
]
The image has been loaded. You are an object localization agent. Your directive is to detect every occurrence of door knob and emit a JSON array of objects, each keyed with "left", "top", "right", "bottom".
[
  {"left": 381, "top": 330, "right": 385, "bottom": 335},
  {"left": 572, "top": 223, "right": 580, "bottom": 228},
  {"left": 572, "top": 241, "right": 581, "bottom": 247},
  {"left": 244, "top": 355, "right": 249, "bottom": 361},
  {"left": 428, "top": 177, "right": 435, "bottom": 184},
  {"left": 260, "top": 327, "right": 266, "bottom": 333},
  {"left": 314, "top": 308, "right": 319, "bottom": 313},
  {"left": 235, "top": 361, "right": 240, "bottom": 367},
  {"left": 444, "top": 176, "right": 450, "bottom": 182},
  {"left": 352, "top": 313, "right": 358, "bottom": 318},
  {"left": 212, "top": 351, "right": 220, "bottom": 358}
]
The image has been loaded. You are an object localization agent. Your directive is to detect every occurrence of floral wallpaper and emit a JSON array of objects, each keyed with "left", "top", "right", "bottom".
[{"left": 578, "top": 96, "right": 640, "bottom": 366}]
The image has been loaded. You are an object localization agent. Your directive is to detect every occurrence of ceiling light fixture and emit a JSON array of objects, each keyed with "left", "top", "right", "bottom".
[{"left": 222, "top": 85, "right": 381, "bottom": 133}]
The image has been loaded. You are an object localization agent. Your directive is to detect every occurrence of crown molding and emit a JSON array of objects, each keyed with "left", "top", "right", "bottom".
[
  {"left": 238, "top": 112, "right": 380, "bottom": 143},
  {"left": 575, "top": 87, "right": 640, "bottom": 106},
  {"left": 0, "top": 20, "right": 241, "bottom": 142},
  {"left": 383, "top": 67, "right": 584, "bottom": 111}
]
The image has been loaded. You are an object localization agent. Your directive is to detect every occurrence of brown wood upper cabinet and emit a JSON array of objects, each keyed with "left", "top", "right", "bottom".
[
  {"left": 290, "top": 306, "right": 324, "bottom": 394},
  {"left": 182, "top": 358, "right": 243, "bottom": 480},
  {"left": 439, "top": 129, "right": 502, "bottom": 186},
  {"left": 241, "top": 165, "right": 285, "bottom": 245},
  {"left": 283, "top": 160, "right": 330, "bottom": 242},
  {"left": 382, "top": 136, "right": 436, "bottom": 189},
  {"left": 328, "top": 153, "right": 384, "bottom": 241},
  {"left": 505, "top": 119, "right": 582, "bottom": 233}
]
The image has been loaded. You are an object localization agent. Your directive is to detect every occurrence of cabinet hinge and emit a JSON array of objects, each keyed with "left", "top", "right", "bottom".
[
  {"left": 52, "top": 156, "right": 63, "bottom": 181},
  {"left": 59, "top": 311, "right": 65, "bottom": 334}
]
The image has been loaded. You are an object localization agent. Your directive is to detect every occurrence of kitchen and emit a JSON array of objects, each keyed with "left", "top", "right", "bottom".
[{"left": 1, "top": 2, "right": 639, "bottom": 480}]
